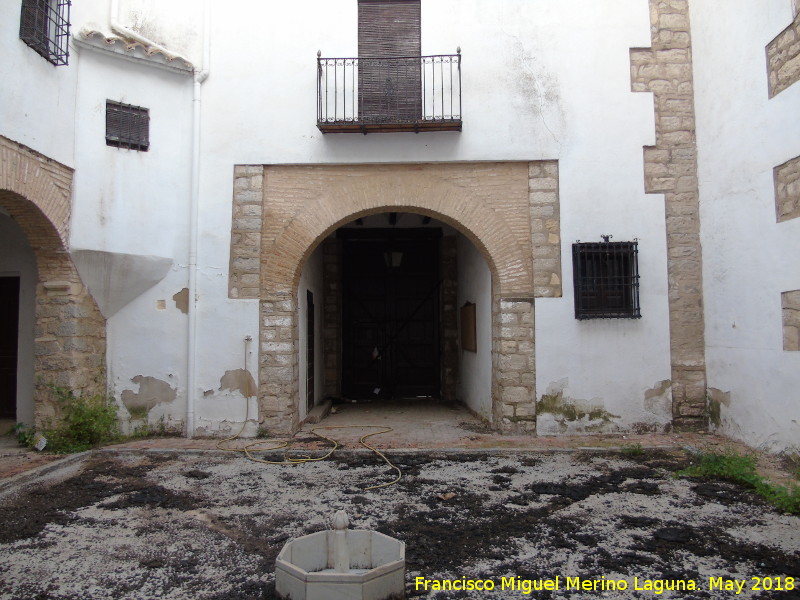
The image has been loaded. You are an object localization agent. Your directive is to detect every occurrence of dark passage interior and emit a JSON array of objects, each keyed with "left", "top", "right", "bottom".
[
  {"left": 0, "top": 276, "right": 20, "bottom": 420},
  {"left": 341, "top": 229, "right": 441, "bottom": 400}
]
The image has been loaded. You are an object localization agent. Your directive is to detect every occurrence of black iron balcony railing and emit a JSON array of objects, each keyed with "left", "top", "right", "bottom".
[{"left": 317, "top": 51, "right": 462, "bottom": 133}]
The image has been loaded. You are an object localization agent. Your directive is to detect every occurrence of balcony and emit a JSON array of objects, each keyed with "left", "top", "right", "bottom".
[{"left": 317, "top": 51, "right": 462, "bottom": 134}]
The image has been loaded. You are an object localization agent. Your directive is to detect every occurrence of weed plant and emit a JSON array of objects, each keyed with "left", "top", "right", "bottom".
[
  {"left": 678, "top": 451, "right": 800, "bottom": 515},
  {"left": 43, "top": 385, "right": 119, "bottom": 453},
  {"left": 620, "top": 443, "right": 645, "bottom": 457}
]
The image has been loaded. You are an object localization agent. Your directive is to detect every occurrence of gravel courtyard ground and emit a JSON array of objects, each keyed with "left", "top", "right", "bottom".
[{"left": 0, "top": 444, "right": 798, "bottom": 600}]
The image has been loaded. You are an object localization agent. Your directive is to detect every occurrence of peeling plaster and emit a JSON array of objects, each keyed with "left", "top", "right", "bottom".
[
  {"left": 219, "top": 369, "right": 256, "bottom": 398},
  {"left": 173, "top": 288, "right": 189, "bottom": 314},
  {"left": 536, "top": 380, "right": 620, "bottom": 435},
  {"left": 644, "top": 379, "right": 672, "bottom": 415},
  {"left": 121, "top": 375, "right": 177, "bottom": 416}
]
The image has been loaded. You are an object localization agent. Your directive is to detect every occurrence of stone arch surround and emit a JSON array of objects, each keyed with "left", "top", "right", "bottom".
[
  {"left": 253, "top": 163, "right": 540, "bottom": 434},
  {"left": 263, "top": 164, "right": 535, "bottom": 297},
  {"left": 0, "top": 137, "right": 106, "bottom": 426}
]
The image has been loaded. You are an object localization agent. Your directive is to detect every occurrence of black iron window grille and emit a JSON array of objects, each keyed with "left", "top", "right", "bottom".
[
  {"left": 19, "top": 0, "right": 71, "bottom": 66},
  {"left": 573, "top": 239, "right": 641, "bottom": 320},
  {"left": 106, "top": 101, "right": 150, "bottom": 151},
  {"left": 317, "top": 53, "right": 462, "bottom": 133}
]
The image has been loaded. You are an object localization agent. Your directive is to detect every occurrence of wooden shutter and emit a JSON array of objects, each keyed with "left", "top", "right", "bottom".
[
  {"left": 358, "top": 0, "right": 421, "bottom": 58},
  {"left": 358, "top": 1, "right": 422, "bottom": 122},
  {"left": 19, "top": 0, "right": 50, "bottom": 56},
  {"left": 106, "top": 101, "right": 150, "bottom": 151}
]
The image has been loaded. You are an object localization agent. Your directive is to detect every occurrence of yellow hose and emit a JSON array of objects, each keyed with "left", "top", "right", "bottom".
[
  {"left": 216, "top": 340, "right": 401, "bottom": 490},
  {"left": 218, "top": 424, "right": 401, "bottom": 491}
]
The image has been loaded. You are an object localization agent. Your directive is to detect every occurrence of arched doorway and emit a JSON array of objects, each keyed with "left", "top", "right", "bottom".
[
  {"left": 298, "top": 213, "right": 471, "bottom": 414},
  {"left": 0, "top": 138, "right": 106, "bottom": 427},
  {"left": 0, "top": 210, "right": 37, "bottom": 425},
  {"left": 249, "top": 162, "right": 540, "bottom": 435}
]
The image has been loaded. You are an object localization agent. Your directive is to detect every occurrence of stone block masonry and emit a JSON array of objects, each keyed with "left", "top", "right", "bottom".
[
  {"left": 783, "top": 291, "right": 800, "bottom": 351},
  {"left": 767, "top": 8, "right": 800, "bottom": 98},
  {"left": 775, "top": 154, "right": 800, "bottom": 222},
  {"left": 228, "top": 165, "right": 264, "bottom": 299},
  {"left": 631, "top": 0, "right": 707, "bottom": 429},
  {"left": 529, "top": 161, "right": 562, "bottom": 298},
  {"left": 259, "top": 296, "right": 298, "bottom": 433},
  {"left": 493, "top": 297, "right": 536, "bottom": 432}
]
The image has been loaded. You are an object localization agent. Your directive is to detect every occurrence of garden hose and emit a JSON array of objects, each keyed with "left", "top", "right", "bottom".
[{"left": 215, "top": 337, "right": 402, "bottom": 490}]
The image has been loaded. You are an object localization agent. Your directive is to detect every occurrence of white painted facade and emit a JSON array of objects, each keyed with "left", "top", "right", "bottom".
[
  {"left": 691, "top": 0, "right": 800, "bottom": 451},
  {"left": 0, "top": 0, "right": 797, "bottom": 451}
]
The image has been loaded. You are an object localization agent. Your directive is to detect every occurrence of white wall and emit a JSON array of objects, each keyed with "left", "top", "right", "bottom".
[
  {"left": 0, "top": 214, "right": 37, "bottom": 425},
  {"left": 68, "top": 42, "right": 195, "bottom": 431},
  {"left": 456, "top": 234, "right": 492, "bottom": 420},
  {"left": 691, "top": 0, "right": 800, "bottom": 451}
]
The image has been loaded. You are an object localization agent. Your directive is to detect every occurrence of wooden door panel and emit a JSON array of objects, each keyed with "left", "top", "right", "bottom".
[{"left": 341, "top": 230, "right": 440, "bottom": 399}]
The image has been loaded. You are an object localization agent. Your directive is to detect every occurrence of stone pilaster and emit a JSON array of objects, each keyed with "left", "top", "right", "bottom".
[
  {"left": 631, "top": 0, "right": 707, "bottom": 429},
  {"left": 259, "top": 296, "right": 298, "bottom": 434},
  {"left": 494, "top": 297, "right": 536, "bottom": 432},
  {"left": 229, "top": 165, "right": 264, "bottom": 299},
  {"left": 529, "top": 161, "right": 562, "bottom": 298}
]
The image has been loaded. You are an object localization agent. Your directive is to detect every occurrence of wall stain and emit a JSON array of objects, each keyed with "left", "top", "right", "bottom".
[
  {"left": 707, "top": 388, "right": 731, "bottom": 428},
  {"left": 537, "top": 389, "right": 620, "bottom": 426},
  {"left": 219, "top": 369, "right": 256, "bottom": 398},
  {"left": 173, "top": 288, "right": 189, "bottom": 314},
  {"left": 121, "top": 375, "right": 177, "bottom": 417}
]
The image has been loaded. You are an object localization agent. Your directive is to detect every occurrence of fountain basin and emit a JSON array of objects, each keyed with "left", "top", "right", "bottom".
[{"left": 276, "top": 529, "right": 405, "bottom": 600}]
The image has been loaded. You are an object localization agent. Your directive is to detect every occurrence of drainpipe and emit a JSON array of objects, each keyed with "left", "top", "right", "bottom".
[
  {"left": 108, "top": 0, "right": 209, "bottom": 437},
  {"left": 186, "top": 0, "right": 211, "bottom": 437}
]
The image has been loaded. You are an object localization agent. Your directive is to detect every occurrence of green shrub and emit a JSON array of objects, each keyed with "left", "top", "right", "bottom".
[
  {"left": 678, "top": 450, "right": 800, "bottom": 515},
  {"left": 44, "top": 386, "right": 119, "bottom": 453}
]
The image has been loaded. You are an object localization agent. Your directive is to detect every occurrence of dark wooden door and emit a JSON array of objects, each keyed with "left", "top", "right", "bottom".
[
  {"left": 341, "top": 230, "right": 440, "bottom": 399},
  {"left": 0, "top": 277, "right": 20, "bottom": 420}
]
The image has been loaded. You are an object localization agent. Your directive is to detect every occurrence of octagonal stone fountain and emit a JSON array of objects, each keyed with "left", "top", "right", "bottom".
[{"left": 275, "top": 510, "right": 405, "bottom": 600}]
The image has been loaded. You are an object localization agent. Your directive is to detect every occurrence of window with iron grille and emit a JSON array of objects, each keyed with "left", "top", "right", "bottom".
[
  {"left": 106, "top": 101, "right": 150, "bottom": 151},
  {"left": 572, "top": 240, "right": 641, "bottom": 320},
  {"left": 19, "top": 0, "right": 71, "bottom": 66}
]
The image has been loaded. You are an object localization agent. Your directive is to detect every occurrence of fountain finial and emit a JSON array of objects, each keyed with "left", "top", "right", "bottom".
[{"left": 332, "top": 510, "right": 350, "bottom": 573}]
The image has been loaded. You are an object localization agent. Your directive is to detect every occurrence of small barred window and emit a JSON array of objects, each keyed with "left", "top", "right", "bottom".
[
  {"left": 106, "top": 101, "right": 150, "bottom": 151},
  {"left": 572, "top": 239, "right": 641, "bottom": 320},
  {"left": 19, "top": 0, "right": 71, "bottom": 66}
]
